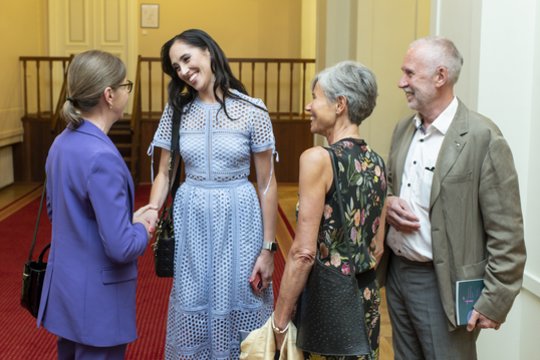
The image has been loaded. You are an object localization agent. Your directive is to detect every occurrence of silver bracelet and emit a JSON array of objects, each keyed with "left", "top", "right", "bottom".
[{"left": 271, "top": 312, "right": 289, "bottom": 334}]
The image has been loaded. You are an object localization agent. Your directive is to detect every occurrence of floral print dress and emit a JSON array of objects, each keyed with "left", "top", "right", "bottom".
[{"left": 304, "top": 138, "right": 387, "bottom": 360}]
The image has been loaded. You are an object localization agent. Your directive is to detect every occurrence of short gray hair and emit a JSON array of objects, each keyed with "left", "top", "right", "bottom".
[
  {"left": 312, "top": 61, "right": 378, "bottom": 125},
  {"left": 62, "top": 50, "right": 126, "bottom": 128},
  {"left": 411, "top": 36, "right": 464, "bottom": 84}
]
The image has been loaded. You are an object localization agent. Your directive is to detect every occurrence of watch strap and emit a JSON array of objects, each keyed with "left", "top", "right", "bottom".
[{"left": 262, "top": 241, "right": 278, "bottom": 252}]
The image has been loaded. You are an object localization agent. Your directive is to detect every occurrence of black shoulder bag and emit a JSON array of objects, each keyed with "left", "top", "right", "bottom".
[
  {"left": 153, "top": 107, "right": 182, "bottom": 278},
  {"left": 21, "top": 184, "right": 51, "bottom": 318},
  {"left": 295, "top": 147, "right": 370, "bottom": 356}
]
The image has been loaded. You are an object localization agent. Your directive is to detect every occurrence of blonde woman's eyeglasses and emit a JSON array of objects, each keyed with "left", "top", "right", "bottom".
[{"left": 117, "top": 80, "right": 133, "bottom": 93}]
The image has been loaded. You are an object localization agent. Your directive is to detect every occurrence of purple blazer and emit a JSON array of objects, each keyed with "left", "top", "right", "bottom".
[{"left": 37, "top": 120, "right": 148, "bottom": 347}]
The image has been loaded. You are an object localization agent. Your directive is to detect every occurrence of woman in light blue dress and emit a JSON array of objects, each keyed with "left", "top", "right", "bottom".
[{"left": 148, "top": 29, "right": 278, "bottom": 359}]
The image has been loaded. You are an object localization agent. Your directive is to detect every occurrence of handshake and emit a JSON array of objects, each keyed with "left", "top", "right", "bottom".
[{"left": 133, "top": 204, "right": 160, "bottom": 239}]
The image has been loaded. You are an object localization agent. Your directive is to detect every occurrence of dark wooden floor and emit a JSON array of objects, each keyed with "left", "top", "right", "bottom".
[{"left": 0, "top": 181, "right": 394, "bottom": 359}]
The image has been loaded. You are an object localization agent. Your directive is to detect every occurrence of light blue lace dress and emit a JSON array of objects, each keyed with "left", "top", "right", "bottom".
[{"left": 150, "top": 90, "right": 274, "bottom": 359}]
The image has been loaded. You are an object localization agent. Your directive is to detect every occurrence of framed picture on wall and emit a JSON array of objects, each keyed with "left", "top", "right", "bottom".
[{"left": 141, "top": 4, "right": 159, "bottom": 28}]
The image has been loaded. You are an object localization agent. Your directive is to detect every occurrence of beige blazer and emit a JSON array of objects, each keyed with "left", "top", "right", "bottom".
[{"left": 379, "top": 99, "right": 526, "bottom": 328}]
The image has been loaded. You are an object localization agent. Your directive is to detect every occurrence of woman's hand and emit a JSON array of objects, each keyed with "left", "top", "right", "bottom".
[
  {"left": 274, "top": 330, "right": 285, "bottom": 350},
  {"left": 272, "top": 312, "right": 289, "bottom": 350},
  {"left": 133, "top": 204, "right": 159, "bottom": 238},
  {"left": 249, "top": 250, "right": 274, "bottom": 294}
]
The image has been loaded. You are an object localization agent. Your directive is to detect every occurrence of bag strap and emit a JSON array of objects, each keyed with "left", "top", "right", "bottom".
[
  {"left": 168, "top": 106, "right": 182, "bottom": 199},
  {"left": 326, "top": 147, "right": 358, "bottom": 285},
  {"left": 27, "top": 183, "right": 46, "bottom": 262},
  {"left": 156, "top": 106, "right": 182, "bottom": 226}
]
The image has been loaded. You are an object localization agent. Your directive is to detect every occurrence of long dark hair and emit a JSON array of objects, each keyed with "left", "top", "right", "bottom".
[{"left": 161, "top": 29, "right": 262, "bottom": 119}]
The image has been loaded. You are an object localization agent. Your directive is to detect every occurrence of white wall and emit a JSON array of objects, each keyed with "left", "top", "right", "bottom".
[
  {"left": 432, "top": 0, "right": 540, "bottom": 358},
  {"left": 314, "top": 0, "right": 430, "bottom": 154}
]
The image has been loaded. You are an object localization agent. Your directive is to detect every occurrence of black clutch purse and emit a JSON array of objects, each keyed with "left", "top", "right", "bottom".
[{"left": 21, "top": 184, "right": 51, "bottom": 318}]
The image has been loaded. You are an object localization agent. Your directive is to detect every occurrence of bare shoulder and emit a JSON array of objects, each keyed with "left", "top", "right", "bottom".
[
  {"left": 300, "top": 146, "right": 330, "bottom": 168},
  {"left": 299, "top": 146, "right": 332, "bottom": 192}
]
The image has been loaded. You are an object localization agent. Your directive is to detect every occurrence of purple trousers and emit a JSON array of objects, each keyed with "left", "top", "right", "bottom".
[{"left": 57, "top": 337, "right": 127, "bottom": 360}]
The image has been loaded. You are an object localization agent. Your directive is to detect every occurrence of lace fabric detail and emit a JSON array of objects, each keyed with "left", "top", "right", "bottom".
[
  {"left": 151, "top": 90, "right": 274, "bottom": 183},
  {"left": 152, "top": 91, "right": 275, "bottom": 359}
]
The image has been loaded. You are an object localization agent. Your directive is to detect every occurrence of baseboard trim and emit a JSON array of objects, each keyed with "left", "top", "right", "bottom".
[{"left": 523, "top": 270, "right": 540, "bottom": 299}]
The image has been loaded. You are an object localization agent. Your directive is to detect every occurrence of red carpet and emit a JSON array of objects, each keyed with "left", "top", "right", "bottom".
[{"left": 0, "top": 185, "right": 286, "bottom": 359}]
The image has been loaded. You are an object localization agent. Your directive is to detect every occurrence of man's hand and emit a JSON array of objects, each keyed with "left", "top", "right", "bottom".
[
  {"left": 467, "top": 309, "right": 501, "bottom": 332},
  {"left": 386, "top": 196, "right": 421, "bottom": 233}
]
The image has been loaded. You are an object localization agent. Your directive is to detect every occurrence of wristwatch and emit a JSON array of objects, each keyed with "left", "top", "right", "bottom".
[{"left": 262, "top": 241, "right": 278, "bottom": 252}]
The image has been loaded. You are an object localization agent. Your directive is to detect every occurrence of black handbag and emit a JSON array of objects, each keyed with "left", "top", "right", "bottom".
[
  {"left": 152, "top": 107, "right": 182, "bottom": 278},
  {"left": 21, "top": 184, "right": 51, "bottom": 318},
  {"left": 153, "top": 205, "right": 176, "bottom": 277},
  {"left": 295, "top": 148, "right": 370, "bottom": 356}
]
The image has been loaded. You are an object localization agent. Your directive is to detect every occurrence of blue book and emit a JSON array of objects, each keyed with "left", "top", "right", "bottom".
[{"left": 455, "top": 278, "right": 484, "bottom": 326}]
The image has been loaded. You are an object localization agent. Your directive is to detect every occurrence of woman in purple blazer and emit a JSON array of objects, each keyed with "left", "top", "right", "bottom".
[{"left": 38, "top": 50, "right": 157, "bottom": 360}]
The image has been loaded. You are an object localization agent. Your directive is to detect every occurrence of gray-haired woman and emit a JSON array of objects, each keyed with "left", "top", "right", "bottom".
[{"left": 272, "top": 61, "right": 387, "bottom": 359}]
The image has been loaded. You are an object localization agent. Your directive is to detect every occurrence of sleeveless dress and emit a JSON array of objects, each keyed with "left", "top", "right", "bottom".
[
  {"left": 150, "top": 90, "right": 274, "bottom": 359},
  {"left": 303, "top": 138, "right": 387, "bottom": 360}
]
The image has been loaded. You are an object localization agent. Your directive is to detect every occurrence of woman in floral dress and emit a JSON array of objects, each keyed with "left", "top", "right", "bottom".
[
  {"left": 273, "top": 61, "right": 387, "bottom": 359},
  {"left": 147, "top": 29, "right": 277, "bottom": 359}
]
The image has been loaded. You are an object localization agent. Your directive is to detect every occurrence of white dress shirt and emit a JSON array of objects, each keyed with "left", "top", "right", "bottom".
[{"left": 387, "top": 97, "right": 458, "bottom": 261}]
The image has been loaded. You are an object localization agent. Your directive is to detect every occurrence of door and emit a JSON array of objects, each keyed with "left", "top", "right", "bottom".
[{"left": 48, "top": 0, "right": 138, "bottom": 104}]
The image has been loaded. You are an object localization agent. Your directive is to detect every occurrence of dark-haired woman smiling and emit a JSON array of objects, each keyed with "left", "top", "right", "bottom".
[{"left": 146, "top": 29, "right": 278, "bottom": 359}]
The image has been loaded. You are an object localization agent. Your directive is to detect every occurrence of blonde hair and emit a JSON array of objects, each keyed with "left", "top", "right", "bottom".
[{"left": 62, "top": 50, "right": 126, "bottom": 128}]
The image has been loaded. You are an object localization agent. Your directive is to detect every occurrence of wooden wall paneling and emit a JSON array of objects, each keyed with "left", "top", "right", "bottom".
[
  {"left": 273, "top": 120, "right": 312, "bottom": 183},
  {"left": 30, "top": 120, "right": 53, "bottom": 181},
  {"left": 17, "top": 118, "right": 55, "bottom": 182}
]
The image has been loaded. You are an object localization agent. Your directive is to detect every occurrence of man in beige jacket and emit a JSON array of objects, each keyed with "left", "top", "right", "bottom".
[{"left": 382, "top": 36, "right": 526, "bottom": 359}]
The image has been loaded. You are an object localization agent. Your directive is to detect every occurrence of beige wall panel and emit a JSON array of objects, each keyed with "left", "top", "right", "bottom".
[
  {"left": 104, "top": 0, "right": 121, "bottom": 43},
  {"left": 137, "top": 0, "right": 302, "bottom": 59},
  {"left": 0, "top": 0, "right": 48, "bottom": 184},
  {"left": 434, "top": 0, "right": 481, "bottom": 110},
  {"left": 137, "top": 0, "right": 304, "bottom": 115},
  {"left": 49, "top": 0, "right": 136, "bottom": 105},
  {"left": 325, "top": 0, "right": 355, "bottom": 66},
  {"left": 301, "top": 0, "right": 317, "bottom": 59},
  {"left": 95, "top": 0, "right": 127, "bottom": 64},
  {"left": 316, "top": 0, "right": 327, "bottom": 70},
  {"left": 65, "top": 0, "right": 90, "bottom": 48},
  {"left": 0, "top": 109, "right": 24, "bottom": 147},
  {"left": 0, "top": 1, "right": 47, "bottom": 133},
  {"left": 68, "top": 0, "right": 86, "bottom": 43},
  {"left": 0, "top": 147, "right": 14, "bottom": 188},
  {"left": 355, "top": 0, "right": 430, "bottom": 160},
  {"left": 50, "top": 0, "right": 131, "bottom": 57}
]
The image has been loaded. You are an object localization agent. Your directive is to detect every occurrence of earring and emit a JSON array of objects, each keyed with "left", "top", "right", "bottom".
[{"left": 109, "top": 103, "right": 113, "bottom": 110}]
